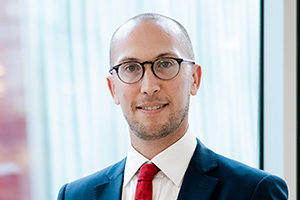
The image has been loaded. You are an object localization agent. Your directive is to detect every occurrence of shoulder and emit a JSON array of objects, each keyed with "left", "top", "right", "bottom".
[
  {"left": 209, "top": 151, "right": 288, "bottom": 199},
  {"left": 191, "top": 139, "right": 288, "bottom": 199},
  {"left": 214, "top": 152, "right": 283, "bottom": 183},
  {"left": 250, "top": 174, "right": 289, "bottom": 199},
  {"left": 214, "top": 153, "right": 268, "bottom": 182},
  {"left": 57, "top": 158, "right": 126, "bottom": 200}
]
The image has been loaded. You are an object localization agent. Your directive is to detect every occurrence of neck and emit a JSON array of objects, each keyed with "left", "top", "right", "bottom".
[{"left": 130, "top": 119, "right": 189, "bottom": 160}]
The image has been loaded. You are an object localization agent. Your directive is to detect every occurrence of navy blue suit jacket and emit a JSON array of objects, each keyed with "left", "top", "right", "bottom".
[{"left": 58, "top": 139, "right": 288, "bottom": 200}]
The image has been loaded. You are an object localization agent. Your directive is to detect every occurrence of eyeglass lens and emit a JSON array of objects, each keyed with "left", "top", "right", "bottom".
[{"left": 118, "top": 58, "right": 180, "bottom": 83}]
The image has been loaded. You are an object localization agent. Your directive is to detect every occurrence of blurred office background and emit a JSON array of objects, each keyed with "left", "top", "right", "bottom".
[{"left": 0, "top": 0, "right": 296, "bottom": 199}]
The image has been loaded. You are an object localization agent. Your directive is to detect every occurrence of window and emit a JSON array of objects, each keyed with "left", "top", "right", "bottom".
[
  {"left": 0, "top": 0, "right": 30, "bottom": 199},
  {"left": 0, "top": 1, "right": 261, "bottom": 199}
]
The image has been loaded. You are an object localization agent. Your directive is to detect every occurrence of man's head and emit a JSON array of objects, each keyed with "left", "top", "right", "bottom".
[
  {"left": 109, "top": 13, "right": 195, "bottom": 66},
  {"left": 107, "top": 13, "right": 201, "bottom": 142}
]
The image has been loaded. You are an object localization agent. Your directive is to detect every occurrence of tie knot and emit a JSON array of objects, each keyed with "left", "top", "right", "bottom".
[{"left": 137, "top": 163, "right": 159, "bottom": 182}]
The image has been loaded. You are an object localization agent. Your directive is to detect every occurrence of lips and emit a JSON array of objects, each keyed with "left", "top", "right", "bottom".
[
  {"left": 136, "top": 102, "right": 169, "bottom": 111},
  {"left": 138, "top": 104, "right": 167, "bottom": 110}
]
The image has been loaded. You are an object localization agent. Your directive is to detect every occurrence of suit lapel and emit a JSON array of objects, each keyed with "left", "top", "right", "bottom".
[
  {"left": 94, "top": 139, "right": 219, "bottom": 200},
  {"left": 177, "top": 139, "right": 219, "bottom": 200},
  {"left": 94, "top": 158, "right": 126, "bottom": 200}
]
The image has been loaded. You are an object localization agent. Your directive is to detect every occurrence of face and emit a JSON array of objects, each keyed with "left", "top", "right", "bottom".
[{"left": 107, "top": 20, "right": 201, "bottom": 141}]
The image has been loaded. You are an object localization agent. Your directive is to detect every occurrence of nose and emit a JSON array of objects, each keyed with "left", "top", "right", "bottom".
[{"left": 140, "top": 66, "right": 160, "bottom": 96}]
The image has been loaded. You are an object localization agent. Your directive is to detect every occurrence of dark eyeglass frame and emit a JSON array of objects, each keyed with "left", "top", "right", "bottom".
[{"left": 109, "top": 57, "right": 195, "bottom": 84}]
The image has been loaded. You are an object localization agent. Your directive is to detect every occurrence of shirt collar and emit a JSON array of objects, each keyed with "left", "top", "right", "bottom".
[
  {"left": 123, "top": 129, "right": 197, "bottom": 187},
  {"left": 123, "top": 142, "right": 148, "bottom": 186}
]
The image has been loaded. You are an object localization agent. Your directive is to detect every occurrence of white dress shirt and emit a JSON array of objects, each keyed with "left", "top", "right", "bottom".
[{"left": 122, "top": 129, "right": 197, "bottom": 200}]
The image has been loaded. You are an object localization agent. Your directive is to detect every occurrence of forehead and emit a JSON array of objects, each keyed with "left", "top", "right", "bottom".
[{"left": 111, "top": 20, "right": 185, "bottom": 65}]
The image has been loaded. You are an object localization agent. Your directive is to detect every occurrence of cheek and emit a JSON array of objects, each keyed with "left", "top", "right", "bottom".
[
  {"left": 117, "top": 86, "right": 137, "bottom": 110},
  {"left": 119, "top": 92, "right": 131, "bottom": 107},
  {"left": 166, "top": 80, "right": 189, "bottom": 105},
  {"left": 174, "top": 70, "right": 191, "bottom": 92}
]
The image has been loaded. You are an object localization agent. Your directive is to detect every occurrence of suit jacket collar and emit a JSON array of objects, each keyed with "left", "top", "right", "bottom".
[
  {"left": 94, "top": 138, "right": 219, "bottom": 200},
  {"left": 177, "top": 138, "right": 219, "bottom": 200},
  {"left": 94, "top": 158, "right": 126, "bottom": 200}
]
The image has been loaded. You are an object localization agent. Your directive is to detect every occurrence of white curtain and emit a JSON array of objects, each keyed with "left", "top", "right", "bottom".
[{"left": 20, "top": 0, "right": 260, "bottom": 199}]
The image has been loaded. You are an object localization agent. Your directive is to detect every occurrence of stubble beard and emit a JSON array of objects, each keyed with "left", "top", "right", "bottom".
[{"left": 125, "top": 96, "right": 190, "bottom": 141}]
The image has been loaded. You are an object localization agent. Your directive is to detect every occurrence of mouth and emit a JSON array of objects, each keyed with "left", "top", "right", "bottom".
[
  {"left": 137, "top": 104, "right": 168, "bottom": 110},
  {"left": 136, "top": 103, "right": 169, "bottom": 113}
]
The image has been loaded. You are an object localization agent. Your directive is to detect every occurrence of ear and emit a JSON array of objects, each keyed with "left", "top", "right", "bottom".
[
  {"left": 190, "top": 64, "right": 202, "bottom": 96},
  {"left": 107, "top": 76, "right": 120, "bottom": 105}
]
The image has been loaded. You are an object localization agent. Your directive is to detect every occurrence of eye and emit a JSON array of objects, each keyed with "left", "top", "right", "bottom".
[
  {"left": 126, "top": 65, "right": 137, "bottom": 72},
  {"left": 158, "top": 61, "right": 172, "bottom": 68},
  {"left": 123, "top": 63, "right": 141, "bottom": 72}
]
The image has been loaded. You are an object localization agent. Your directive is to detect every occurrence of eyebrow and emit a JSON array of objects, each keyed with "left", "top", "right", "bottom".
[
  {"left": 118, "top": 52, "right": 179, "bottom": 64},
  {"left": 156, "top": 52, "right": 178, "bottom": 58}
]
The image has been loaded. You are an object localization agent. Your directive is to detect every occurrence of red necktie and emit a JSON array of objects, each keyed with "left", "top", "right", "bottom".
[{"left": 135, "top": 163, "right": 160, "bottom": 200}]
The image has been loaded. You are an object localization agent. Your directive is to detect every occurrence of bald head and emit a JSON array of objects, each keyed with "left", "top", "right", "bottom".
[{"left": 109, "top": 13, "right": 195, "bottom": 66}]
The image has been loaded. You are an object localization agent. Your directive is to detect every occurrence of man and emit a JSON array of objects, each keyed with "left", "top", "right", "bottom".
[{"left": 58, "top": 13, "right": 288, "bottom": 200}]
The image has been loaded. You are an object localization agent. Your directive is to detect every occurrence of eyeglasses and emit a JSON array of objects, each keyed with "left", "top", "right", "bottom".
[{"left": 109, "top": 57, "right": 195, "bottom": 84}]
